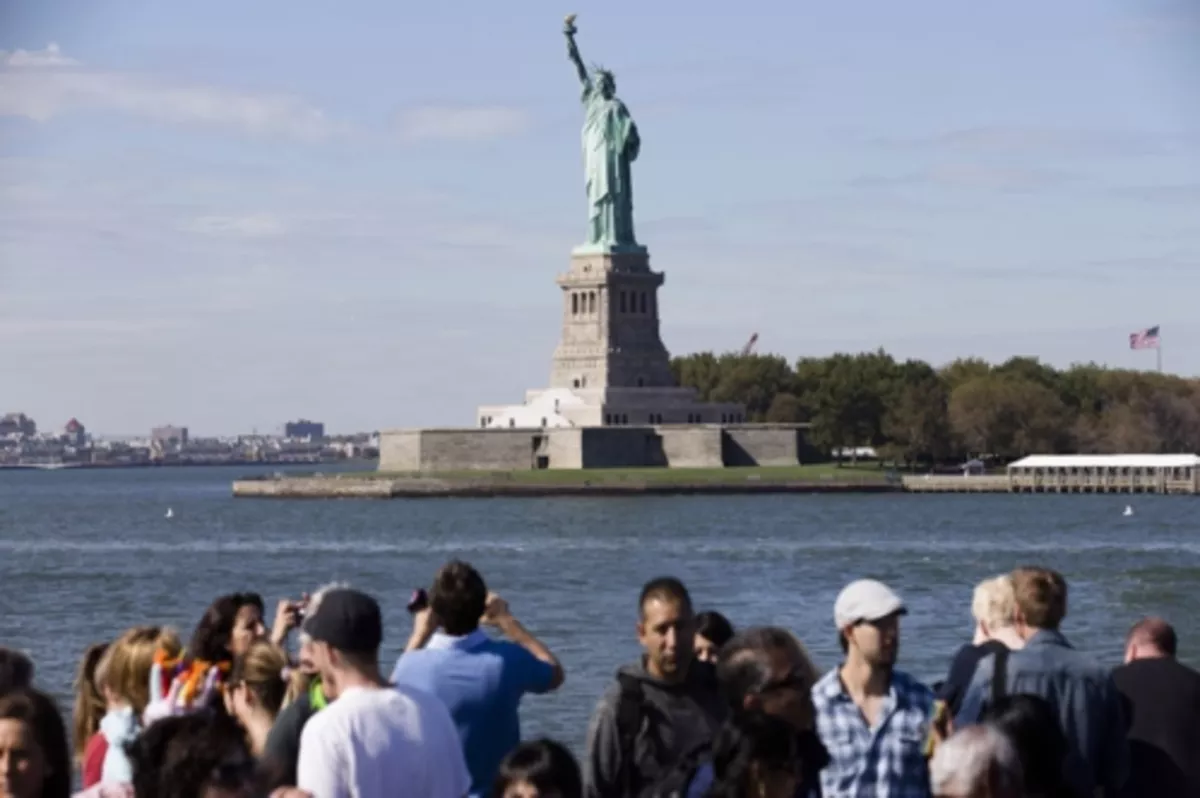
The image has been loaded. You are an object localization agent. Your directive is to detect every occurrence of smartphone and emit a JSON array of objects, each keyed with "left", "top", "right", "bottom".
[{"left": 406, "top": 588, "right": 429, "bottom": 614}]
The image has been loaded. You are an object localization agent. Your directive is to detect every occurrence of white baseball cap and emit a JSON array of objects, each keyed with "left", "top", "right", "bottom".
[{"left": 834, "top": 579, "right": 907, "bottom": 628}]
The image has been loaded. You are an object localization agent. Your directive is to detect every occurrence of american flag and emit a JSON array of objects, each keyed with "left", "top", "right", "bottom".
[{"left": 1130, "top": 325, "right": 1160, "bottom": 350}]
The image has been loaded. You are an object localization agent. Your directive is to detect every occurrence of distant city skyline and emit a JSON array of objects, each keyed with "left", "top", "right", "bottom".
[
  {"left": 3, "top": 0, "right": 1199, "bottom": 435},
  {"left": 0, "top": 413, "right": 342, "bottom": 439}
]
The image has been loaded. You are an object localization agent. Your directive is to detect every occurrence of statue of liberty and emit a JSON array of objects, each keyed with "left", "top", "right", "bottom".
[{"left": 563, "top": 14, "right": 641, "bottom": 250}]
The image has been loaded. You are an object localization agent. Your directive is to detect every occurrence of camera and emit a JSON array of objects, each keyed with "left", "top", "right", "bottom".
[{"left": 406, "top": 588, "right": 429, "bottom": 614}]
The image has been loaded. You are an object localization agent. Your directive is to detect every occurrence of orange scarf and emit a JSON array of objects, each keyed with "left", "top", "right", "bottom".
[{"left": 152, "top": 648, "right": 231, "bottom": 706}]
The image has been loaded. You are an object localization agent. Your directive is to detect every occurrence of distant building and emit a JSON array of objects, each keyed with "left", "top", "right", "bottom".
[
  {"left": 151, "top": 425, "right": 189, "bottom": 447},
  {"left": 63, "top": 418, "right": 86, "bottom": 446},
  {"left": 0, "top": 413, "right": 36, "bottom": 438},
  {"left": 285, "top": 419, "right": 325, "bottom": 440}
]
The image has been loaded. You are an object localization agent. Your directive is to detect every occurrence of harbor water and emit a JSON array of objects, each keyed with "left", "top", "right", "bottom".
[{"left": 1, "top": 465, "right": 1197, "bottom": 747}]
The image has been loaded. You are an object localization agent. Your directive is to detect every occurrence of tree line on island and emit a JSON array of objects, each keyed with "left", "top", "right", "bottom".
[{"left": 669, "top": 350, "right": 1200, "bottom": 466}]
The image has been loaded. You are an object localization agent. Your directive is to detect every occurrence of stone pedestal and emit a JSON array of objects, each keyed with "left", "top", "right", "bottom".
[
  {"left": 477, "top": 244, "right": 746, "bottom": 430},
  {"left": 551, "top": 246, "right": 673, "bottom": 392}
]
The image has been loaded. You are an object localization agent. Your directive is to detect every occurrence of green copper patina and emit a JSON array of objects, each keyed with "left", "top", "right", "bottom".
[{"left": 564, "top": 15, "right": 644, "bottom": 253}]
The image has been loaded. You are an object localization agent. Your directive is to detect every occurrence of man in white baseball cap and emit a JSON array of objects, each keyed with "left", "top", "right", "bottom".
[
  {"left": 812, "top": 579, "right": 935, "bottom": 797},
  {"left": 834, "top": 578, "right": 908, "bottom": 631}
]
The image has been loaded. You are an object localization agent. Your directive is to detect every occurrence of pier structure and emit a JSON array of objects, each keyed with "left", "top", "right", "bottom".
[
  {"left": 902, "top": 454, "right": 1200, "bottom": 494},
  {"left": 1007, "top": 454, "right": 1199, "bottom": 494}
]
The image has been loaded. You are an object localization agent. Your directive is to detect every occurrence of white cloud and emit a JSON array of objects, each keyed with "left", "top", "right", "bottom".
[
  {"left": 0, "top": 42, "right": 79, "bottom": 68},
  {"left": 181, "top": 214, "right": 287, "bottom": 238},
  {"left": 396, "top": 105, "right": 529, "bottom": 142},
  {"left": 0, "top": 44, "right": 342, "bottom": 141}
]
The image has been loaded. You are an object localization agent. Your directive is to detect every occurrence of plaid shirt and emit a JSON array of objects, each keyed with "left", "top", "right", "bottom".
[{"left": 812, "top": 667, "right": 934, "bottom": 798}]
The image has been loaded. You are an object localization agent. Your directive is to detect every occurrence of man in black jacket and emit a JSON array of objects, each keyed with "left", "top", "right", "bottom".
[
  {"left": 583, "top": 577, "right": 725, "bottom": 798},
  {"left": 1112, "top": 617, "right": 1200, "bottom": 798}
]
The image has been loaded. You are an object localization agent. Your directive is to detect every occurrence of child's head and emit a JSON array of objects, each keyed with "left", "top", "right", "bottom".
[
  {"left": 493, "top": 739, "right": 581, "bottom": 798},
  {"left": 97, "top": 626, "right": 182, "bottom": 714}
]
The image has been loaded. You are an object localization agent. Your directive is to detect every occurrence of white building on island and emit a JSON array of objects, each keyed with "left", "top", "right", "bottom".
[{"left": 1006, "top": 453, "right": 1200, "bottom": 494}]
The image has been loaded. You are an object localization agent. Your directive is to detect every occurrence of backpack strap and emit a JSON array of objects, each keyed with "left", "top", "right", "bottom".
[
  {"left": 990, "top": 647, "right": 1009, "bottom": 707},
  {"left": 615, "top": 673, "right": 646, "bottom": 796}
]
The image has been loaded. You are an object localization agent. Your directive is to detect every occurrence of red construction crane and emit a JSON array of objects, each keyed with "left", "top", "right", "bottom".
[{"left": 740, "top": 332, "right": 759, "bottom": 356}]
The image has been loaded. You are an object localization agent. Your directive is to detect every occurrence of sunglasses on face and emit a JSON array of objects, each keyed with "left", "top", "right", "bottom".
[{"left": 758, "top": 667, "right": 809, "bottom": 694}]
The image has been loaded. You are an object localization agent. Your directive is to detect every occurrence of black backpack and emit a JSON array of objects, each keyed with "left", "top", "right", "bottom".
[{"left": 613, "top": 670, "right": 717, "bottom": 798}]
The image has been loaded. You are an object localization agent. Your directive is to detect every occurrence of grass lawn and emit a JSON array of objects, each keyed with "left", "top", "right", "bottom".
[{"left": 331, "top": 463, "right": 888, "bottom": 485}]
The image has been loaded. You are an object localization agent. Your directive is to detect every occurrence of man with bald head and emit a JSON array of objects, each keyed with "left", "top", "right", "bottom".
[{"left": 1112, "top": 617, "right": 1200, "bottom": 797}]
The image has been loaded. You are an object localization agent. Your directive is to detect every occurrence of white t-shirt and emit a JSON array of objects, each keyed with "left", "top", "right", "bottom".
[{"left": 297, "top": 684, "right": 470, "bottom": 798}]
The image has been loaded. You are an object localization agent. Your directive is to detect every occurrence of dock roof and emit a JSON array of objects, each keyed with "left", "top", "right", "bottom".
[{"left": 1008, "top": 454, "right": 1200, "bottom": 469}]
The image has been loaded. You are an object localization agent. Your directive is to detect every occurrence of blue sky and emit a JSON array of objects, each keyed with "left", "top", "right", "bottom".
[{"left": 2, "top": 0, "right": 1198, "bottom": 435}]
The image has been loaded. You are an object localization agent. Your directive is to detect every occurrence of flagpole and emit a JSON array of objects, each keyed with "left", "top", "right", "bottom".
[{"left": 1157, "top": 341, "right": 1163, "bottom": 374}]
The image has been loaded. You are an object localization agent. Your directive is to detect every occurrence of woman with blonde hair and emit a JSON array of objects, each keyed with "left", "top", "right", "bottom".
[
  {"left": 94, "top": 626, "right": 181, "bottom": 785},
  {"left": 72, "top": 642, "right": 110, "bottom": 788},
  {"left": 936, "top": 574, "right": 1024, "bottom": 715},
  {"left": 224, "top": 639, "right": 289, "bottom": 757}
]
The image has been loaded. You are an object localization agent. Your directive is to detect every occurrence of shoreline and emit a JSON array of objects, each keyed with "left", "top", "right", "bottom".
[{"left": 230, "top": 469, "right": 1200, "bottom": 499}]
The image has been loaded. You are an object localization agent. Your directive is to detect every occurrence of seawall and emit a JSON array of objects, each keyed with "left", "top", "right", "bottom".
[{"left": 232, "top": 475, "right": 900, "bottom": 499}]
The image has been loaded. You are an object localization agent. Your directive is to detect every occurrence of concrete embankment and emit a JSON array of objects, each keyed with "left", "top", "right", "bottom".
[
  {"left": 901, "top": 475, "right": 1011, "bottom": 493},
  {"left": 232, "top": 476, "right": 901, "bottom": 499}
]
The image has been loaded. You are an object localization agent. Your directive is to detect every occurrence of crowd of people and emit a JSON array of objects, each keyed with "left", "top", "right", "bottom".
[{"left": 1, "top": 561, "right": 1197, "bottom": 798}]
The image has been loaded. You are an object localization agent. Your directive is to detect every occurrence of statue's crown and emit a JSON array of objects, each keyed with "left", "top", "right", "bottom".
[{"left": 591, "top": 64, "right": 615, "bottom": 83}]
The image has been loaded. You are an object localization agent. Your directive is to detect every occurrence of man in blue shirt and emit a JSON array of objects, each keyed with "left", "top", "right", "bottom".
[
  {"left": 812, "top": 578, "right": 934, "bottom": 798},
  {"left": 955, "top": 567, "right": 1127, "bottom": 798},
  {"left": 391, "top": 560, "right": 565, "bottom": 797}
]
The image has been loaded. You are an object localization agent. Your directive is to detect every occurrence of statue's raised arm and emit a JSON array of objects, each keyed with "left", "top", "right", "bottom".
[{"left": 563, "top": 14, "right": 588, "bottom": 86}]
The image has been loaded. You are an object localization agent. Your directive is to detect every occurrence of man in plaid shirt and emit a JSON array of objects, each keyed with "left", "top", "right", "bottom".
[{"left": 812, "top": 579, "right": 934, "bottom": 797}]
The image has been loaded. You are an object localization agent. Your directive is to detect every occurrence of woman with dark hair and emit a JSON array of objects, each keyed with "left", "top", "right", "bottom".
[
  {"left": 492, "top": 739, "right": 581, "bottom": 798},
  {"left": 145, "top": 593, "right": 266, "bottom": 721},
  {"left": 981, "top": 694, "right": 1077, "bottom": 798},
  {"left": 704, "top": 712, "right": 806, "bottom": 798},
  {"left": 0, "top": 688, "right": 72, "bottom": 798},
  {"left": 694, "top": 611, "right": 735, "bottom": 665},
  {"left": 188, "top": 593, "right": 267, "bottom": 664}
]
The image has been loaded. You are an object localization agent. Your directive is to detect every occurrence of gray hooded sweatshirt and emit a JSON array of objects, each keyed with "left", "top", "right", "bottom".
[{"left": 584, "top": 660, "right": 726, "bottom": 798}]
